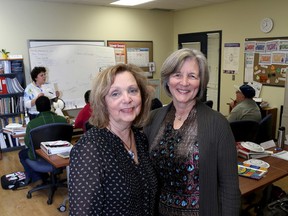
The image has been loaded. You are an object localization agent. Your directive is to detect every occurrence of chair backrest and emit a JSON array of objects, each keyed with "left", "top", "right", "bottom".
[
  {"left": 84, "top": 121, "right": 93, "bottom": 132},
  {"left": 255, "top": 114, "right": 273, "bottom": 144},
  {"left": 29, "top": 123, "right": 74, "bottom": 159},
  {"left": 204, "top": 100, "right": 213, "bottom": 108},
  {"left": 230, "top": 120, "right": 260, "bottom": 142}
]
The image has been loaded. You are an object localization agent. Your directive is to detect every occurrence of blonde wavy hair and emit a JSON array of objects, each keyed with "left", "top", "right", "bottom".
[{"left": 89, "top": 63, "right": 152, "bottom": 128}]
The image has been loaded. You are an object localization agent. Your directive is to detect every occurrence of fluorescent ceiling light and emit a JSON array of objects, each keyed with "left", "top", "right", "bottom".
[{"left": 111, "top": 0, "right": 154, "bottom": 6}]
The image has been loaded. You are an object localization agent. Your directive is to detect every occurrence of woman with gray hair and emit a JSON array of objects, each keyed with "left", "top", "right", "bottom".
[{"left": 144, "top": 48, "right": 241, "bottom": 216}]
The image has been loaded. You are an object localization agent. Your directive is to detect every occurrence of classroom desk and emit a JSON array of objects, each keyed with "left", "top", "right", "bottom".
[
  {"left": 238, "top": 154, "right": 288, "bottom": 196},
  {"left": 36, "top": 149, "right": 69, "bottom": 168},
  {"left": 239, "top": 164, "right": 287, "bottom": 196}
]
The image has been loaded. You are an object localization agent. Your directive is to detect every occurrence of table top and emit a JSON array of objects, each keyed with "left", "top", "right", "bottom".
[
  {"left": 238, "top": 149, "right": 288, "bottom": 196},
  {"left": 36, "top": 149, "right": 69, "bottom": 168}
]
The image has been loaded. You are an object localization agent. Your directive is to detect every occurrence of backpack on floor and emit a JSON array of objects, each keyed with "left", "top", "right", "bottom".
[
  {"left": 1, "top": 171, "right": 26, "bottom": 190},
  {"left": 255, "top": 184, "right": 287, "bottom": 216}
]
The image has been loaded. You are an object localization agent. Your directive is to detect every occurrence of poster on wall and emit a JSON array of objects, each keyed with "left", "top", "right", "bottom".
[
  {"left": 107, "top": 40, "right": 154, "bottom": 78},
  {"left": 244, "top": 37, "right": 288, "bottom": 87},
  {"left": 223, "top": 43, "right": 240, "bottom": 74}
]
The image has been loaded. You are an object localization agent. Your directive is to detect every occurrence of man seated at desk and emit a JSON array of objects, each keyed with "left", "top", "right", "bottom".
[
  {"left": 18, "top": 96, "right": 67, "bottom": 185},
  {"left": 227, "top": 84, "right": 262, "bottom": 122}
]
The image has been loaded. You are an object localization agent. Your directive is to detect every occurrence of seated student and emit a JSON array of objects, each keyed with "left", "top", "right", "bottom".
[
  {"left": 227, "top": 84, "right": 262, "bottom": 122},
  {"left": 74, "top": 90, "right": 92, "bottom": 131},
  {"left": 18, "top": 96, "right": 67, "bottom": 184}
]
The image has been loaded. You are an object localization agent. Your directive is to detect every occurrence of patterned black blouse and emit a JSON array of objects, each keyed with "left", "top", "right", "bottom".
[
  {"left": 150, "top": 107, "right": 200, "bottom": 216},
  {"left": 69, "top": 127, "right": 158, "bottom": 216}
]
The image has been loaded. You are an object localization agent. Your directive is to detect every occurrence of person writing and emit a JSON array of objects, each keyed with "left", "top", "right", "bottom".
[
  {"left": 18, "top": 96, "right": 67, "bottom": 184},
  {"left": 74, "top": 90, "right": 91, "bottom": 131},
  {"left": 24, "top": 66, "right": 59, "bottom": 120},
  {"left": 69, "top": 64, "right": 158, "bottom": 215},
  {"left": 227, "top": 84, "right": 262, "bottom": 122},
  {"left": 144, "top": 48, "right": 241, "bottom": 216}
]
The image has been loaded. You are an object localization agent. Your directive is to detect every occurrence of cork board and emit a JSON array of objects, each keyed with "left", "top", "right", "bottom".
[{"left": 244, "top": 37, "right": 288, "bottom": 87}]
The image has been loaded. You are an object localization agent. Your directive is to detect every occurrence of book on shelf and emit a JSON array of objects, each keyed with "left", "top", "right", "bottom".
[
  {"left": 5, "top": 78, "right": 24, "bottom": 94},
  {"left": 3, "top": 61, "right": 11, "bottom": 74},
  {"left": 0, "top": 77, "right": 8, "bottom": 94},
  {"left": 236, "top": 142, "right": 272, "bottom": 159},
  {"left": 40, "top": 140, "right": 72, "bottom": 155},
  {"left": 238, "top": 162, "right": 268, "bottom": 180},
  {"left": 3, "top": 123, "right": 25, "bottom": 136}
]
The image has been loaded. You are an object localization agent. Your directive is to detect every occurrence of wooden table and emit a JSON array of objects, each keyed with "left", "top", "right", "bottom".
[
  {"left": 239, "top": 155, "right": 288, "bottom": 196},
  {"left": 36, "top": 149, "right": 69, "bottom": 168}
]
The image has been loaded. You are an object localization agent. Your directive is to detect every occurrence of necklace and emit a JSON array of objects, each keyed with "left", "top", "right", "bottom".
[
  {"left": 175, "top": 113, "right": 189, "bottom": 121},
  {"left": 107, "top": 127, "right": 135, "bottom": 160}
]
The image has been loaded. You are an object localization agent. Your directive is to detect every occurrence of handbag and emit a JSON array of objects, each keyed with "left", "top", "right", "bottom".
[{"left": 263, "top": 196, "right": 288, "bottom": 216}]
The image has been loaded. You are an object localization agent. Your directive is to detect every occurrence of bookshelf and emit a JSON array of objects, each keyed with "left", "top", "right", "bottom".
[{"left": 0, "top": 58, "right": 26, "bottom": 151}]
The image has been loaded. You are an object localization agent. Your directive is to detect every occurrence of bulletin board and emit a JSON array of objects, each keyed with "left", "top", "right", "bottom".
[
  {"left": 244, "top": 37, "right": 288, "bottom": 87},
  {"left": 107, "top": 40, "right": 153, "bottom": 75}
]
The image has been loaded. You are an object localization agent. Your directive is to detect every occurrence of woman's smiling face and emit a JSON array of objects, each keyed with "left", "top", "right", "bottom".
[
  {"left": 105, "top": 71, "right": 142, "bottom": 127},
  {"left": 168, "top": 57, "right": 200, "bottom": 105}
]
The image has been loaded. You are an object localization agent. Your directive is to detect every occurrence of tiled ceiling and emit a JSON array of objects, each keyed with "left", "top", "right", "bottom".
[{"left": 20, "top": 0, "right": 239, "bottom": 11}]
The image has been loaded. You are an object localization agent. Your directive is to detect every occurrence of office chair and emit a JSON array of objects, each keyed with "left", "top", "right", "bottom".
[
  {"left": 230, "top": 120, "right": 260, "bottom": 143},
  {"left": 84, "top": 120, "right": 93, "bottom": 132},
  {"left": 255, "top": 114, "right": 273, "bottom": 144},
  {"left": 25, "top": 123, "right": 73, "bottom": 205},
  {"left": 204, "top": 100, "right": 213, "bottom": 108}
]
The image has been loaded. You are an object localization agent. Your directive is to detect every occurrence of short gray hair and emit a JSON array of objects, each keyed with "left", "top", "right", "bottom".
[{"left": 161, "top": 48, "right": 209, "bottom": 100}]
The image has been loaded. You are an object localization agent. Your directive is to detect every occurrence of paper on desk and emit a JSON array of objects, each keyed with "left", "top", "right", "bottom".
[
  {"left": 260, "top": 140, "right": 276, "bottom": 149},
  {"left": 272, "top": 150, "right": 288, "bottom": 161}
]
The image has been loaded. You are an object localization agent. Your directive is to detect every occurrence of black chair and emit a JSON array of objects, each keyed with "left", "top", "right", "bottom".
[
  {"left": 255, "top": 114, "right": 273, "bottom": 144},
  {"left": 204, "top": 100, "right": 213, "bottom": 108},
  {"left": 25, "top": 123, "right": 73, "bottom": 205},
  {"left": 230, "top": 120, "right": 260, "bottom": 142},
  {"left": 84, "top": 120, "right": 93, "bottom": 132}
]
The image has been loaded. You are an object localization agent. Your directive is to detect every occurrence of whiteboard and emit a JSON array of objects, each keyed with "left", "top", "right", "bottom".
[
  {"left": 29, "top": 44, "right": 116, "bottom": 110},
  {"left": 29, "top": 40, "right": 105, "bottom": 48}
]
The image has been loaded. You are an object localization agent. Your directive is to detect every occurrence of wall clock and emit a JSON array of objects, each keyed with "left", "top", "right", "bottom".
[{"left": 260, "top": 18, "right": 274, "bottom": 33}]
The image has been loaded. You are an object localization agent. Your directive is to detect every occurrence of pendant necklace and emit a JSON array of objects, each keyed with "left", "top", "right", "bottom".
[
  {"left": 107, "top": 127, "right": 135, "bottom": 160},
  {"left": 122, "top": 131, "right": 135, "bottom": 160}
]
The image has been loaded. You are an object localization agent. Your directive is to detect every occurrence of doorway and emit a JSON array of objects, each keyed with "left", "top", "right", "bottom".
[{"left": 178, "top": 31, "right": 222, "bottom": 111}]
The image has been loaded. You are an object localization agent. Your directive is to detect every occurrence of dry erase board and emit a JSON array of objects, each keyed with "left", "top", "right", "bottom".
[
  {"left": 29, "top": 44, "right": 116, "bottom": 109},
  {"left": 28, "top": 39, "right": 105, "bottom": 48}
]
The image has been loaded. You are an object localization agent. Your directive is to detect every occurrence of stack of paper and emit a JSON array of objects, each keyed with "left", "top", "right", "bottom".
[
  {"left": 272, "top": 151, "right": 288, "bottom": 161},
  {"left": 40, "top": 140, "right": 72, "bottom": 155},
  {"left": 4, "top": 123, "right": 25, "bottom": 135},
  {"left": 237, "top": 142, "right": 272, "bottom": 159}
]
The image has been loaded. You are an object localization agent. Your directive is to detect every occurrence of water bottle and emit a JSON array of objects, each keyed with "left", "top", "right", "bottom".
[{"left": 276, "top": 126, "right": 286, "bottom": 150}]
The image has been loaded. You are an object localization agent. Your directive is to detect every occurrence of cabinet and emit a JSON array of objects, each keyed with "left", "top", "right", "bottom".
[{"left": 0, "top": 58, "right": 26, "bottom": 151}]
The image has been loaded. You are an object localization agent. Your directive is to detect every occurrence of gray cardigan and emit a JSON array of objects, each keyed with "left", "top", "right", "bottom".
[{"left": 144, "top": 101, "right": 241, "bottom": 216}]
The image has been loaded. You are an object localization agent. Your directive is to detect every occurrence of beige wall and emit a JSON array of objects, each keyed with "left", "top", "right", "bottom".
[
  {"left": 0, "top": 0, "right": 173, "bottom": 83},
  {"left": 1, "top": 0, "right": 287, "bottom": 125},
  {"left": 174, "top": 0, "right": 288, "bottom": 127}
]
